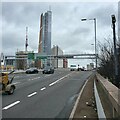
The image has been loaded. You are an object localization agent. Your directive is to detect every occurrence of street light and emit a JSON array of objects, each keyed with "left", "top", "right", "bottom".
[{"left": 81, "top": 18, "right": 97, "bottom": 70}]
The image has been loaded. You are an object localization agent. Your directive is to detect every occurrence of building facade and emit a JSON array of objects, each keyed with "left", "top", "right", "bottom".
[
  {"left": 87, "top": 63, "right": 94, "bottom": 70},
  {"left": 16, "top": 51, "right": 28, "bottom": 70},
  {"left": 63, "top": 58, "right": 68, "bottom": 68},
  {"left": 52, "top": 45, "right": 63, "bottom": 68}
]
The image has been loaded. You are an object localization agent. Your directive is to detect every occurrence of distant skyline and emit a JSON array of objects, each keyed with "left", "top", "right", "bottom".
[{"left": 1, "top": 1, "right": 119, "bottom": 67}]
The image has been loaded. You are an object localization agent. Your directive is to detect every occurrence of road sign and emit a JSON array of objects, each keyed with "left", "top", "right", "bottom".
[{"left": 28, "top": 53, "right": 34, "bottom": 60}]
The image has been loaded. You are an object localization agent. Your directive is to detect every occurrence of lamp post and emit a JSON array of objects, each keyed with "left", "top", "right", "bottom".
[{"left": 81, "top": 18, "right": 97, "bottom": 71}]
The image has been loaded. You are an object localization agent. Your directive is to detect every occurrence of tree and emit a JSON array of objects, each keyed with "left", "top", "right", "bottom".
[{"left": 98, "top": 38, "right": 120, "bottom": 86}]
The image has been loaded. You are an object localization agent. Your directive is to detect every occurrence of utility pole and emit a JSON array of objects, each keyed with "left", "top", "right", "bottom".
[
  {"left": 111, "top": 15, "right": 119, "bottom": 88},
  {"left": 94, "top": 18, "right": 97, "bottom": 71}
]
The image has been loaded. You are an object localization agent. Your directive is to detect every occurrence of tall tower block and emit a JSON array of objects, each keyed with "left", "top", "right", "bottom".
[
  {"left": 38, "top": 14, "right": 43, "bottom": 53},
  {"left": 38, "top": 10, "right": 52, "bottom": 68},
  {"left": 38, "top": 10, "right": 52, "bottom": 55}
]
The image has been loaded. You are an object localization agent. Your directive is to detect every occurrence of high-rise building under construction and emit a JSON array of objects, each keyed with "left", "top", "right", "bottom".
[{"left": 38, "top": 10, "right": 52, "bottom": 55}]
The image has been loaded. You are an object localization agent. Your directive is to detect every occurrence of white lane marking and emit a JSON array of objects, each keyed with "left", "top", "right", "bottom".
[
  {"left": 3, "top": 101, "right": 20, "bottom": 110},
  {"left": 45, "top": 74, "right": 51, "bottom": 77},
  {"left": 28, "top": 78, "right": 34, "bottom": 81},
  {"left": 13, "top": 82, "right": 20, "bottom": 85},
  {"left": 26, "top": 74, "right": 36, "bottom": 76},
  {"left": 28, "top": 77, "right": 41, "bottom": 81},
  {"left": 34, "top": 77, "right": 39, "bottom": 80},
  {"left": 15, "top": 76, "right": 20, "bottom": 78},
  {"left": 27, "top": 92, "right": 37, "bottom": 97},
  {"left": 49, "top": 81, "right": 58, "bottom": 86},
  {"left": 40, "top": 87, "right": 46, "bottom": 91},
  {"left": 49, "top": 73, "right": 71, "bottom": 87},
  {"left": 28, "top": 79, "right": 31, "bottom": 81}
]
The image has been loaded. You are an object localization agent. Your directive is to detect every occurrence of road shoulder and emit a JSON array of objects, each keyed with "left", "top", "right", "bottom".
[{"left": 70, "top": 74, "right": 98, "bottom": 119}]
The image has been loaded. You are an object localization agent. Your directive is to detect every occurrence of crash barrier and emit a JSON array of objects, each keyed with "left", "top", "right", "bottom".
[
  {"left": 94, "top": 80, "right": 106, "bottom": 119},
  {"left": 96, "top": 73, "right": 120, "bottom": 119}
]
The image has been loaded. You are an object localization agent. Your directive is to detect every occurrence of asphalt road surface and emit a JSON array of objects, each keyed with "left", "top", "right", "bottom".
[{"left": 2, "top": 69, "right": 93, "bottom": 119}]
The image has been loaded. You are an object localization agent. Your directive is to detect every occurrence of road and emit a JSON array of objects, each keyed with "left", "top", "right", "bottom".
[{"left": 2, "top": 69, "right": 93, "bottom": 118}]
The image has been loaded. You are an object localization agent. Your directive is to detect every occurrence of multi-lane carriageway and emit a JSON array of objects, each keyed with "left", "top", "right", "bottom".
[{"left": 2, "top": 69, "right": 93, "bottom": 118}]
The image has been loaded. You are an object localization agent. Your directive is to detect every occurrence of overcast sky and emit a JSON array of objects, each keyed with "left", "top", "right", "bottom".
[{"left": 1, "top": 1, "right": 119, "bottom": 67}]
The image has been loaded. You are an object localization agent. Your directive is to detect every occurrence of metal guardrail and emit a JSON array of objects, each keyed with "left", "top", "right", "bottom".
[{"left": 94, "top": 80, "right": 106, "bottom": 120}]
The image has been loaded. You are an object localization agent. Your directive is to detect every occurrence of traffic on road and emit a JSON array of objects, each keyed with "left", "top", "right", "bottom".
[{"left": 2, "top": 68, "right": 93, "bottom": 118}]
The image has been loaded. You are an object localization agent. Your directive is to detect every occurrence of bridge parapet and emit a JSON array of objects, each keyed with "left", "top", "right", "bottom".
[{"left": 96, "top": 73, "right": 120, "bottom": 118}]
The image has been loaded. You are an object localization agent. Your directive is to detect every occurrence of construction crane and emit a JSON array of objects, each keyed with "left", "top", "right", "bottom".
[{"left": 25, "top": 27, "right": 28, "bottom": 52}]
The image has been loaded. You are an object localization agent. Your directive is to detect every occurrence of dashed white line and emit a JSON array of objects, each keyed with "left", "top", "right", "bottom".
[
  {"left": 27, "top": 92, "right": 37, "bottom": 97},
  {"left": 40, "top": 87, "right": 46, "bottom": 91},
  {"left": 28, "top": 77, "right": 41, "bottom": 81},
  {"left": 28, "top": 78, "right": 34, "bottom": 81},
  {"left": 3, "top": 101, "right": 20, "bottom": 110},
  {"left": 15, "top": 76, "right": 20, "bottom": 78}
]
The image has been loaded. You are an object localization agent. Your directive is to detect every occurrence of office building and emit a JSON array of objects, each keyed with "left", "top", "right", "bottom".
[
  {"left": 38, "top": 10, "right": 52, "bottom": 55},
  {"left": 52, "top": 45, "right": 63, "bottom": 68}
]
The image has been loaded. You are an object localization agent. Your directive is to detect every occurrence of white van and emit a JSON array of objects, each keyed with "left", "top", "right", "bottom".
[{"left": 70, "top": 65, "right": 77, "bottom": 71}]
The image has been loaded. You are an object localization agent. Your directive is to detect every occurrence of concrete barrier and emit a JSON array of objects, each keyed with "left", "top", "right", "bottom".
[{"left": 96, "top": 73, "right": 120, "bottom": 118}]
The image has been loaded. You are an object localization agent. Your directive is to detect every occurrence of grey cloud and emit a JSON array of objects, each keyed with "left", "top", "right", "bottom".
[
  {"left": 72, "top": 27, "right": 90, "bottom": 36},
  {"left": 2, "top": 30, "right": 24, "bottom": 49},
  {"left": 2, "top": 2, "right": 117, "bottom": 57},
  {"left": 89, "top": 3, "right": 117, "bottom": 27},
  {"left": 2, "top": 2, "right": 50, "bottom": 26}
]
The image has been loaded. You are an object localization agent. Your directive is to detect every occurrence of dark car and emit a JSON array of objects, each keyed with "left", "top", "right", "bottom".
[
  {"left": 42, "top": 66, "right": 54, "bottom": 74},
  {"left": 26, "top": 68, "right": 39, "bottom": 74}
]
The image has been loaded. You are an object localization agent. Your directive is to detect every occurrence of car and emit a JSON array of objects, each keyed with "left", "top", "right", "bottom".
[
  {"left": 42, "top": 66, "right": 54, "bottom": 74},
  {"left": 26, "top": 68, "right": 38, "bottom": 74},
  {"left": 70, "top": 65, "right": 77, "bottom": 71}
]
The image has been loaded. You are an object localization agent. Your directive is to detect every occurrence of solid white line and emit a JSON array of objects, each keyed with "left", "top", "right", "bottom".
[
  {"left": 40, "top": 87, "right": 46, "bottom": 91},
  {"left": 3, "top": 101, "right": 20, "bottom": 110},
  {"left": 69, "top": 76, "right": 89, "bottom": 119},
  {"left": 28, "top": 92, "right": 37, "bottom": 97}
]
